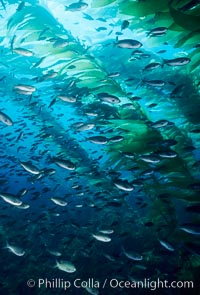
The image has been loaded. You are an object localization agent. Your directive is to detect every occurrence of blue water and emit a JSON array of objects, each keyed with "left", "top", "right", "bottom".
[{"left": 0, "top": 1, "right": 200, "bottom": 294}]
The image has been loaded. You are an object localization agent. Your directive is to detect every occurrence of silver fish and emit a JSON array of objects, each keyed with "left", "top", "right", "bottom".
[
  {"left": 151, "top": 120, "right": 169, "bottom": 128},
  {"left": 159, "top": 240, "right": 175, "bottom": 251},
  {"left": 57, "top": 95, "right": 77, "bottom": 103},
  {"left": 88, "top": 136, "right": 108, "bottom": 144},
  {"left": 54, "top": 158, "right": 76, "bottom": 170},
  {"left": 114, "top": 180, "right": 134, "bottom": 191},
  {"left": 14, "top": 84, "right": 36, "bottom": 93},
  {"left": 5, "top": 243, "right": 25, "bottom": 256},
  {"left": 116, "top": 39, "right": 142, "bottom": 49},
  {"left": 51, "top": 197, "right": 68, "bottom": 206},
  {"left": 0, "top": 111, "right": 13, "bottom": 126},
  {"left": 158, "top": 151, "right": 178, "bottom": 158},
  {"left": 55, "top": 260, "right": 76, "bottom": 273},
  {"left": 123, "top": 248, "right": 143, "bottom": 261},
  {"left": 179, "top": 226, "right": 200, "bottom": 235},
  {"left": 164, "top": 57, "right": 191, "bottom": 66},
  {"left": 140, "top": 155, "right": 160, "bottom": 164},
  {"left": 0, "top": 193, "right": 22, "bottom": 206},
  {"left": 98, "top": 93, "right": 121, "bottom": 104},
  {"left": 13, "top": 47, "right": 34, "bottom": 56},
  {"left": 92, "top": 234, "right": 111, "bottom": 242},
  {"left": 20, "top": 161, "right": 41, "bottom": 175}
]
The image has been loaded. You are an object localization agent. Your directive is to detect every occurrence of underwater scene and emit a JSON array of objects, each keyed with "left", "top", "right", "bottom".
[{"left": 0, "top": 0, "right": 200, "bottom": 294}]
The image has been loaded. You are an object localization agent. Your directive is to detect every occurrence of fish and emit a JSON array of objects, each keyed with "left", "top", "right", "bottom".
[
  {"left": 40, "top": 72, "right": 58, "bottom": 81},
  {"left": 142, "top": 62, "right": 162, "bottom": 71},
  {"left": 53, "top": 158, "right": 76, "bottom": 170},
  {"left": 98, "top": 93, "right": 121, "bottom": 104},
  {"left": 158, "top": 151, "right": 178, "bottom": 158},
  {"left": 107, "top": 72, "right": 120, "bottom": 78},
  {"left": 143, "top": 80, "right": 166, "bottom": 87},
  {"left": 114, "top": 180, "right": 134, "bottom": 191},
  {"left": 88, "top": 136, "right": 108, "bottom": 144},
  {"left": 57, "top": 95, "right": 77, "bottom": 103},
  {"left": 179, "top": 0, "right": 200, "bottom": 11},
  {"left": 48, "top": 97, "right": 57, "bottom": 108},
  {"left": 13, "top": 48, "right": 34, "bottom": 56},
  {"left": 147, "top": 27, "right": 168, "bottom": 37},
  {"left": 13, "top": 84, "right": 36, "bottom": 93},
  {"left": 53, "top": 39, "right": 69, "bottom": 48},
  {"left": 92, "top": 234, "right": 111, "bottom": 242},
  {"left": 116, "top": 39, "right": 142, "bottom": 49},
  {"left": 20, "top": 161, "right": 41, "bottom": 175},
  {"left": 0, "top": 111, "right": 13, "bottom": 126},
  {"left": 82, "top": 13, "right": 94, "bottom": 20},
  {"left": 65, "top": 1, "right": 88, "bottom": 11},
  {"left": 5, "top": 243, "right": 25, "bottom": 256},
  {"left": 55, "top": 260, "right": 76, "bottom": 273},
  {"left": 99, "top": 229, "right": 114, "bottom": 235},
  {"left": 159, "top": 240, "right": 175, "bottom": 251},
  {"left": 151, "top": 120, "right": 170, "bottom": 128},
  {"left": 1, "top": 0, "right": 200, "bottom": 287},
  {"left": 51, "top": 197, "right": 68, "bottom": 206},
  {"left": 121, "top": 152, "right": 135, "bottom": 159},
  {"left": 140, "top": 155, "right": 160, "bottom": 164},
  {"left": 96, "top": 27, "right": 107, "bottom": 32},
  {"left": 48, "top": 250, "right": 62, "bottom": 257},
  {"left": 16, "top": 131, "right": 24, "bottom": 141},
  {"left": 75, "top": 123, "right": 95, "bottom": 131},
  {"left": 16, "top": 203, "right": 30, "bottom": 209},
  {"left": 123, "top": 248, "right": 143, "bottom": 261},
  {"left": 179, "top": 225, "right": 200, "bottom": 235},
  {"left": 0, "top": 193, "right": 22, "bottom": 206},
  {"left": 163, "top": 57, "right": 191, "bottom": 66},
  {"left": 16, "top": 1, "right": 25, "bottom": 12},
  {"left": 121, "top": 20, "right": 130, "bottom": 31},
  {"left": 108, "top": 135, "right": 124, "bottom": 143}
]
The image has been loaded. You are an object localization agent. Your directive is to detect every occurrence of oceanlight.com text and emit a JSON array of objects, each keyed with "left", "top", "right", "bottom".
[
  {"left": 108, "top": 278, "right": 194, "bottom": 290},
  {"left": 27, "top": 277, "right": 194, "bottom": 291}
]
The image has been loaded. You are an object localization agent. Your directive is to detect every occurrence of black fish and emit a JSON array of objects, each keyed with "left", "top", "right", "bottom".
[
  {"left": 179, "top": 0, "right": 200, "bottom": 11},
  {"left": 16, "top": 1, "right": 25, "bottom": 12},
  {"left": 48, "top": 97, "right": 57, "bottom": 108},
  {"left": 121, "top": 20, "right": 129, "bottom": 31},
  {"left": 82, "top": 13, "right": 94, "bottom": 20}
]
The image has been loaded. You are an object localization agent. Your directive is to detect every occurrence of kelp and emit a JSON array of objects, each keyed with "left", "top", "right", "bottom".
[
  {"left": 91, "top": 0, "right": 117, "bottom": 9},
  {"left": 119, "top": 0, "right": 169, "bottom": 17},
  {"left": 4, "top": 0, "right": 200, "bottom": 253},
  {"left": 89, "top": 0, "right": 200, "bottom": 74},
  {"left": 169, "top": 5, "right": 200, "bottom": 31}
]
